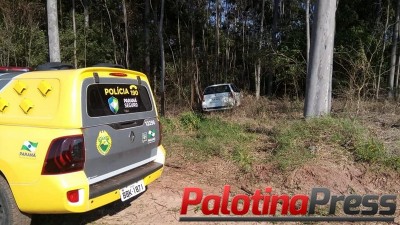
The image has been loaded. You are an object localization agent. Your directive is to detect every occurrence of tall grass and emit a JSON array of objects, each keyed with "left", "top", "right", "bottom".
[
  {"left": 161, "top": 104, "right": 400, "bottom": 173},
  {"left": 160, "top": 112, "right": 255, "bottom": 171},
  {"left": 270, "top": 116, "right": 400, "bottom": 171}
]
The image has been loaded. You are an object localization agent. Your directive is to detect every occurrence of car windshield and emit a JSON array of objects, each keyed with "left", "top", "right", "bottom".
[{"left": 204, "top": 85, "right": 230, "bottom": 95}]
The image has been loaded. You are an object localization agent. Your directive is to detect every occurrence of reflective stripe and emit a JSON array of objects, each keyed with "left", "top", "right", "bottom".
[{"left": 87, "top": 155, "right": 157, "bottom": 184}]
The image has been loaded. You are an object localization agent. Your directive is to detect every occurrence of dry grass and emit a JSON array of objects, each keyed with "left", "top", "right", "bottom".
[{"left": 162, "top": 96, "right": 400, "bottom": 177}]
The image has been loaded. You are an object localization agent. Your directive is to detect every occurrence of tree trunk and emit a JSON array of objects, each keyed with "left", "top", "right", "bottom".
[
  {"left": 104, "top": 0, "right": 118, "bottom": 64},
  {"left": 304, "top": 0, "right": 337, "bottom": 118},
  {"left": 83, "top": 0, "right": 89, "bottom": 28},
  {"left": 72, "top": 0, "right": 77, "bottom": 68},
  {"left": 396, "top": 51, "right": 400, "bottom": 99},
  {"left": 47, "top": 0, "right": 61, "bottom": 62},
  {"left": 272, "top": 0, "right": 280, "bottom": 49},
  {"left": 255, "top": 0, "right": 265, "bottom": 100},
  {"left": 306, "top": 0, "right": 310, "bottom": 65},
  {"left": 215, "top": 0, "right": 220, "bottom": 79},
  {"left": 122, "top": 0, "right": 129, "bottom": 68},
  {"left": 144, "top": 0, "right": 150, "bottom": 77},
  {"left": 159, "top": 0, "right": 166, "bottom": 116},
  {"left": 242, "top": 14, "right": 246, "bottom": 86},
  {"left": 81, "top": 0, "right": 89, "bottom": 66},
  {"left": 267, "top": 0, "right": 280, "bottom": 97},
  {"left": 178, "top": 15, "right": 183, "bottom": 101},
  {"left": 191, "top": 16, "right": 196, "bottom": 109},
  {"left": 377, "top": 2, "right": 390, "bottom": 99},
  {"left": 388, "top": 0, "right": 400, "bottom": 99}
]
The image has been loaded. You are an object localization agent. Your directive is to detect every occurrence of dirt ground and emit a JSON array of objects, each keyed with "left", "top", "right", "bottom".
[
  {"left": 32, "top": 100, "right": 400, "bottom": 225},
  {"left": 32, "top": 155, "right": 400, "bottom": 225}
]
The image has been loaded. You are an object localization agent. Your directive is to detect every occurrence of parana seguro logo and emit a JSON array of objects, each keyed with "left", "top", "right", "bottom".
[{"left": 108, "top": 96, "right": 119, "bottom": 114}]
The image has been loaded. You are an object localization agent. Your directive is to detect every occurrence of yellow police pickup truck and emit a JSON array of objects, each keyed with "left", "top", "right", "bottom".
[{"left": 0, "top": 63, "right": 165, "bottom": 224}]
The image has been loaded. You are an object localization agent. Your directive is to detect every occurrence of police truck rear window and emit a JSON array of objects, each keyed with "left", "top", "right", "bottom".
[{"left": 87, "top": 84, "right": 153, "bottom": 117}]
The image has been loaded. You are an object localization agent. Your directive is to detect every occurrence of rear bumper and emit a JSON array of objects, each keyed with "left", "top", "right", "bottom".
[
  {"left": 202, "top": 105, "right": 234, "bottom": 112},
  {"left": 202, "top": 98, "right": 235, "bottom": 112},
  {"left": 89, "top": 161, "right": 163, "bottom": 199},
  {"left": 11, "top": 145, "right": 166, "bottom": 214}
]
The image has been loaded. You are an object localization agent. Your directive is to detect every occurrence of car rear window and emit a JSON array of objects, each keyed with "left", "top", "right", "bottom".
[
  {"left": 87, "top": 83, "right": 153, "bottom": 117},
  {"left": 204, "top": 85, "right": 231, "bottom": 95}
]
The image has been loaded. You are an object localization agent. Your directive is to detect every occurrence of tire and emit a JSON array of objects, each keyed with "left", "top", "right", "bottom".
[{"left": 0, "top": 176, "right": 31, "bottom": 225}]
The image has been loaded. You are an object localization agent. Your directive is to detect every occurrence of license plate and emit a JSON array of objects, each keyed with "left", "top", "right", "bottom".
[{"left": 120, "top": 180, "right": 145, "bottom": 201}]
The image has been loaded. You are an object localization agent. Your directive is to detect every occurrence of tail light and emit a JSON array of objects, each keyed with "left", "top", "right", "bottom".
[
  {"left": 67, "top": 190, "right": 80, "bottom": 203},
  {"left": 229, "top": 92, "right": 234, "bottom": 98},
  {"left": 42, "top": 135, "right": 85, "bottom": 175}
]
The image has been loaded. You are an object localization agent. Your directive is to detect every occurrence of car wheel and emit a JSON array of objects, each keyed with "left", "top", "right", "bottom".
[{"left": 0, "top": 176, "right": 31, "bottom": 225}]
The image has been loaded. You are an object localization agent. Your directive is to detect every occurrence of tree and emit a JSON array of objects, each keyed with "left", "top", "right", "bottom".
[
  {"left": 82, "top": 0, "right": 89, "bottom": 66},
  {"left": 104, "top": 0, "right": 118, "bottom": 64},
  {"left": 144, "top": 0, "right": 150, "bottom": 77},
  {"left": 304, "top": 0, "right": 337, "bottom": 118},
  {"left": 47, "top": 0, "right": 61, "bottom": 62},
  {"left": 388, "top": 0, "right": 400, "bottom": 99},
  {"left": 215, "top": 0, "right": 221, "bottom": 79},
  {"left": 255, "top": 0, "right": 266, "bottom": 100},
  {"left": 83, "top": 0, "right": 89, "bottom": 28},
  {"left": 306, "top": 0, "right": 310, "bottom": 65},
  {"left": 122, "top": 0, "right": 129, "bottom": 68},
  {"left": 159, "top": 0, "right": 166, "bottom": 116},
  {"left": 72, "top": 0, "right": 77, "bottom": 68}
]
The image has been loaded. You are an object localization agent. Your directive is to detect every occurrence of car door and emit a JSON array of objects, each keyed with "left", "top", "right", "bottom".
[{"left": 81, "top": 78, "right": 160, "bottom": 185}]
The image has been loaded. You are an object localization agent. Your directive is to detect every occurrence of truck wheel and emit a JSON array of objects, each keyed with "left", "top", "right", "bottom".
[{"left": 0, "top": 176, "right": 31, "bottom": 225}]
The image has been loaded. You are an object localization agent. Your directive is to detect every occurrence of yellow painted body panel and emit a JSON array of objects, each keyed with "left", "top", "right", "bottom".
[
  {"left": 0, "top": 67, "right": 152, "bottom": 128},
  {"left": 12, "top": 162, "right": 164, "bottom": 213},
  {"left": 0, "top": 67, "right": 165, "bottom": 214},
  {"left": 0, "top": 127, "right": 81, "bottom": 184}
]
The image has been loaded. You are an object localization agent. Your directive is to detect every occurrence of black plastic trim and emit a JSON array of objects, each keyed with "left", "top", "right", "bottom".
[
  {"left": 89, "top": 162, "right": 163, "bottom": 199},
  {"left": 108, "top": 119, "right": 145, "bottom": 130}
]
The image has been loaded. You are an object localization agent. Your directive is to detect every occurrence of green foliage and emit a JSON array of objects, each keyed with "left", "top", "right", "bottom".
[
  {"left": 161, "top": 112, "right": 255, "bottom": 168},
  {"left": 181, "top": 113, "right": 253, "bottom": 159},
  {"left": 0, "top": 0, "right": 47, "bottom": 66},
  {"left": 271, "top": 116, "right": 400, "bottom": 171},
  {"left": 232, "top": 146, "right": 253, "bottom": 172},
  {"left": 0, "top": 0, "right": 395, "bottom": 100},
  {"left": 159, "top": 117, "right": 177, "bottom": 134},
  {"left": 354, "top": 138, "right": 385, "bottom": 163},
  {"left": 179, "top": 112, "right": 204, "bottom": 130}
]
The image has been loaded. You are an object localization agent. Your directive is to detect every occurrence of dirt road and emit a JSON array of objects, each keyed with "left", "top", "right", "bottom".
[
  {"left": 32, "top": 157, "right": 400, "bottom": 225},
  {"left": 32, "top": 160, "right": 242, "bottom": 225}
]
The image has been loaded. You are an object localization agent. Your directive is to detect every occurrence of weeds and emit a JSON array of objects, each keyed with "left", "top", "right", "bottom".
[
  {"left": 270, "top": 116, "right": 400, "bottom": 171},
  {"left": 162, "top": 101, "right": 400, "bottom": 174},
  {"left": 179, "top": 111, "right": 204, "bottom": 130},
  {"left": 161, "top": 111, "right": 256, "bottom": 170},
  {"left": 232, "top": 146, "right": 253, "bottom": 172}
]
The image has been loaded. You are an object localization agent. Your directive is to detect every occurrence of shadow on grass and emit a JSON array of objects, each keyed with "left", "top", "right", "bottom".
[{"left": 31, "top": 191, "right": 146, "bottom": 225}]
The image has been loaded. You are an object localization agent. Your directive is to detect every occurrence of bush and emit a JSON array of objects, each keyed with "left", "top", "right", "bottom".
[
  {"left": 179, "top": 111, "right": 203, "bottom": 130},
  {"left": 161, "top": 111, "right": 255, "bottom": 166}
]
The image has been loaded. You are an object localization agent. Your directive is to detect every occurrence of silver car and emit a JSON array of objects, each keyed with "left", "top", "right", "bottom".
[{"left": 201, "top": 83, "right": 241, "bottom": 111}]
